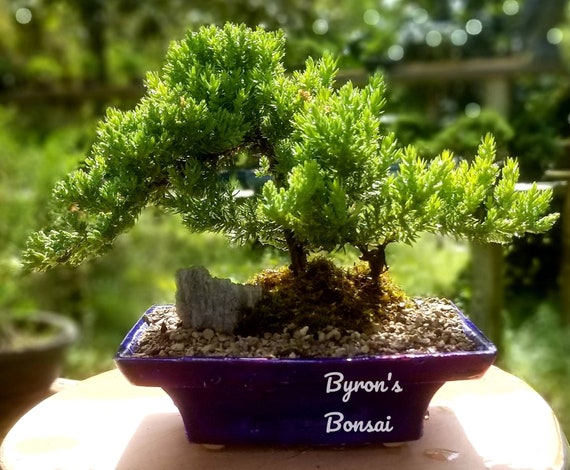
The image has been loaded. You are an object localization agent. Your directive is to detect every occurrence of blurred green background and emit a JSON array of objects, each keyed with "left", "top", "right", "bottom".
[{"left": 1, "top": 0, "right": 569, "bottom": 436}]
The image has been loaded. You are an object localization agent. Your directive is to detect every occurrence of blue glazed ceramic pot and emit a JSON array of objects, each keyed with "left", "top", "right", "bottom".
[{"left": 115, "top": 304, "right": 496, "bottom": 446}]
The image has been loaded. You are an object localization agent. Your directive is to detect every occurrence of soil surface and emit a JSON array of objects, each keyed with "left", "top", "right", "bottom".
[
  {"left": 0, "top": 318, "right": 60, "bottom": 353},
  {"left": 131, "top": 299, "right": 478, "bottom": 359}
]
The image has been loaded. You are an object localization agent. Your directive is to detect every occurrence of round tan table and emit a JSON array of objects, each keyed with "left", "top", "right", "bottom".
[{"left": 0, "top": 366, "right": 567, "bottom": 470}]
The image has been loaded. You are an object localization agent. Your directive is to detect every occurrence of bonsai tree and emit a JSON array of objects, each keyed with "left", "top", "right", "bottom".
[{"left": 23, "top": 24, "right": 558, "bottom": 335}]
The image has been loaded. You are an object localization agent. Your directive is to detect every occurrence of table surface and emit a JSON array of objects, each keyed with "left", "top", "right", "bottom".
[{"left": 1, "top": 366, "right": 568, "bottom": 470}]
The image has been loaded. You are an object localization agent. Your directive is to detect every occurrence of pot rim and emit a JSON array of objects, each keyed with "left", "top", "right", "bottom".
[{"left": 0, "top": 311, "right": 78, "bottom": 357}]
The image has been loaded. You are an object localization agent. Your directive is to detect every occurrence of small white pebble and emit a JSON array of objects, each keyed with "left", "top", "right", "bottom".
[
  {"left": 325, "top": 329, "right": 341, "bottom": 341},
  {"left": 202, "top": 328, "right": 215, "bottom": 341},
  {"left": 334, "top": 347, "right": 347, "bottom": 357}
]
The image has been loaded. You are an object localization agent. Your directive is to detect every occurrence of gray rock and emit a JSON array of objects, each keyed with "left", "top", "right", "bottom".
[{"left": 175, "top": 266, "right": 262, "bottom": 333}]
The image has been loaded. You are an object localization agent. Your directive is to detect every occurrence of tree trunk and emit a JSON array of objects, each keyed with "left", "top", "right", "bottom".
[
  {"left": 359, "top": 244, "right": 388, "bottom": 282},
  {"left": 285, "top": 230, "right": 307, "bottom": 276}
]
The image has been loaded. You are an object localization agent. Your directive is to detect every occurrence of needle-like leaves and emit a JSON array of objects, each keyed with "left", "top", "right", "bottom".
[{"left": 23, "top": 24, "right": 558, "bottom": 275}]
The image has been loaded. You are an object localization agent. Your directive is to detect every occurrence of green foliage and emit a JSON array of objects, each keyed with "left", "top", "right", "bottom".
[
  {"left": 0, "top": 107, "right": 90, "bottom": 311},
  {"left": 1, "top": 0, "right": 380, "bottom": 89},
  {"left": 417, "top": 109, "right": 515, "bottom": 159},
  {"left": 503, "top": 301, "right": 570, "bottom": 438},
  {"left": 387, "top": 235, "right": 470, "bottom": 298},
  {"left": 23, "top": 24, "right": 558, "bottom": 281}
]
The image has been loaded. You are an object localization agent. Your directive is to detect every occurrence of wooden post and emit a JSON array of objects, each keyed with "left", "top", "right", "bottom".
[
  {"left": 467, "top": 75, "right": 511, "bottom": 347},
  {"left": 469, "top": 243, "right": 504, "bottom": 345},
  {"left": 482, "top": 78, "right": 511, "bottom": 117},
  {"left": 562, "top": 183, "right": 570, "bottom": 325},
  {"left": 545, "top": 170, "right": 570, "bottom": 325}
]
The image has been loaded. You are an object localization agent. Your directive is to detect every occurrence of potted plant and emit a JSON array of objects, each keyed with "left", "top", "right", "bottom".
[
  {"left": 23, "top": 24, "right": 558, "bottom": 446},
  {"left": 0, "top": 311, "right": 77, "bottom": 440}
]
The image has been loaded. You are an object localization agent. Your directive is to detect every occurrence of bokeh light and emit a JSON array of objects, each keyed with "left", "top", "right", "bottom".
[
  {"left": 387, "top": 44, "right": 404, "bottom": 61},
  {"left": 465, "top": 19, "right": 483, "bottom": 36},
  {"left": 363, "top": 9, "right": 381, "bottom": 26},
  {"left": 451, "top": 29, "right": 468, "bottom": 46},
  {"left": 412, "top": 8, "right": 429, "bottom": 24},
  {"left": 502, "top": 0, "right": 520, "bottom": 16},
  {"left": 465, "top": 102, "right": 481, "bottom": 118},
  {"left": 426, "top": 30, "right": 442, "bottom": 47},
  {"left": 15, "top": 8, "right": 32, "bottom": 25},
  {"left": 547, "top": 28, "right": 563, "bottom": 45},
  {"left": 312, "top": 18, "right": 329, "bottom": 35}
]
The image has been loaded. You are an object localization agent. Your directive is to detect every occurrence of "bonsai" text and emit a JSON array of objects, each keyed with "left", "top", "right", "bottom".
[{"left": 324, "top": 412, "right": 394, "bottom": 433}]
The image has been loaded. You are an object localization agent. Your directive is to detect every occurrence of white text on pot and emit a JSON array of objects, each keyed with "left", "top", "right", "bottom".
[
  {"left": 324, "top": 412, "right": 394, "bottom": 433},
  {"left": 324, "top": 371, "right": 404, "bottom": 403}
]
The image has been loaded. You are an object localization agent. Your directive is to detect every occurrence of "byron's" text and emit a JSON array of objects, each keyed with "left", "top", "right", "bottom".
[{"left": 324, "top": 371, "right": 404, "bottom": 403}]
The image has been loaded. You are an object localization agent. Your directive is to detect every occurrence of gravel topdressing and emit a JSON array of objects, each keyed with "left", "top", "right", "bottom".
[{"left": 130, "top": 298, "right": 478, "bottom": 359}]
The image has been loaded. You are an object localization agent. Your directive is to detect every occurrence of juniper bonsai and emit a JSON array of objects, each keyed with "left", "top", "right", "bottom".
[{"left": 23, "top": 24, "right": 558, "bottom": 330}]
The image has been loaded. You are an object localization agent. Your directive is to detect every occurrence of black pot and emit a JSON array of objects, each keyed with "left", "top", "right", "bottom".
[{"left": 0, "top": 312, "right": 78, "bottom": 439}]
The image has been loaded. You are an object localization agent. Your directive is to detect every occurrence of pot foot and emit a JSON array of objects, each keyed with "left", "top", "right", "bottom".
[
  {"left": 383, "top": 442, "right": 405, "bottom": 448},
  {"left": 201, "top": 444, "right": 226, "bottom": 451}
]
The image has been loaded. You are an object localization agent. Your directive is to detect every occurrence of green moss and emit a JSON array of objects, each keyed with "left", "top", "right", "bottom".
[{"left": 236, "top": 258, "right": 407, "bottom": 336}]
